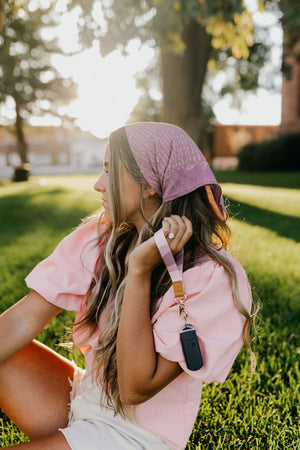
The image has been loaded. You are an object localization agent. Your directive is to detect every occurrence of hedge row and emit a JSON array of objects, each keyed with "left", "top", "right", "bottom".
[{"left": 238, "top": 132, "right": 300, "bottom": 171}]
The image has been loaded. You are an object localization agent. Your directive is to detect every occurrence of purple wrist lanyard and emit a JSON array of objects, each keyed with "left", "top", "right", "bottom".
[
  {"left": 154, "top": 229, "right": 188, "bottom": 323},
  {"left": 154, "top": 228, "right": 203, "bottom": 371}
]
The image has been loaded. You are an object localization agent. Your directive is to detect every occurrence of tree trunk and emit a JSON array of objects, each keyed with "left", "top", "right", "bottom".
[
  {"left": 161, "top": 20, "right": 212, "bottom": 150},
  {"left": 0, "top": 0, "right": 4, "bottom": 32},
  {"left": 15, "top": 101, "right": 28, "bottom": 164}
]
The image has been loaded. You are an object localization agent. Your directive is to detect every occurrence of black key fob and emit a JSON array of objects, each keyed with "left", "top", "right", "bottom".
[{"left": 180, "top": 325, "right": 203, "bottom": 371}]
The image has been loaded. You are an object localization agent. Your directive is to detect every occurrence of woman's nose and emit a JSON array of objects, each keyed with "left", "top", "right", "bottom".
[{"left": 94, "top": 173, "right": 106, "bottom": 192}]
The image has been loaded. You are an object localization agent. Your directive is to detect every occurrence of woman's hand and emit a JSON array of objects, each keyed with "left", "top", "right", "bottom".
[{"left": 128, "top": 215, "right": 193, "bottom": 275}]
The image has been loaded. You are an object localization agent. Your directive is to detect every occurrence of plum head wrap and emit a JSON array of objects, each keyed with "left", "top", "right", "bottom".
[{"left": 124, "top": 122, "right": 227, "bottom": 220}]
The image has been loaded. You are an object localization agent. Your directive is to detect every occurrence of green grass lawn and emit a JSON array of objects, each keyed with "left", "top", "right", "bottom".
[{"left": 0, "top": 172, "right": 299, "bottom": 449}]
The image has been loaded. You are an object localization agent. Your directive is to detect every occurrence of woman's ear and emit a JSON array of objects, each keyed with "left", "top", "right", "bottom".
[
  {"left": 143, "top": 186, "right": 157, "bottom": 199},
  {"left": 142, "top": 186, "right": 162, "bottom": 216}
]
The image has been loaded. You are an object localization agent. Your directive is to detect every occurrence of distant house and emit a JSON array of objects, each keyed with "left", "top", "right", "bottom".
[
  {"left": 212, "top": 124, "right": 279, "bottom": 169},
  {"left": 212, "top": 58, "right": 300, "bottom": 169},
  {"left": 0, "top": 126, "right": 107, "bottom": 178}
]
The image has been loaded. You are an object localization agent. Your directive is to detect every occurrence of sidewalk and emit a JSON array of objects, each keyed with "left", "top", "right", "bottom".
[{"left": 0, "top": 165, "right": 102, "bottom": 180}]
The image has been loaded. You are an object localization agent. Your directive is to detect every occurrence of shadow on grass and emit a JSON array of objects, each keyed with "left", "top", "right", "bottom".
[
  {"left": 250, "top": 272, "right": 300, "bottom": 332},
  {"left": 224, "top": 196, "right": 300, "bottom": 336},
  {"left": 0, "top": 188, "right": 97, "bottom": 246},
  {"left": 226, "top": 197, "right": 300, "bottom": 242},
  {"left": 214, "top": 170, "right": 300, "bottom": 190},
  {"left": 227, "top": 196, "right": 300, "bottom": 335}
]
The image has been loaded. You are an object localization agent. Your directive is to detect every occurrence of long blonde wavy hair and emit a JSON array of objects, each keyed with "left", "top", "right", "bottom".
[{"left": 75, "top": 127, "right": 256, "bottom": 415}]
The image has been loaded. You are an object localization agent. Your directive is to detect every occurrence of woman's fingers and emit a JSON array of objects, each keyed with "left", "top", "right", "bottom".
[
  {"left": 182, "top": 216, "right": 193, "bottom": 243},
  {"left": 162, "top": 215, "right": 192, "bottom": 254},
  {"left": 163, "top": 215, "right": 186, "bottom": 243},
  {"left": 128, "top": 216, "right": 192, "bottom": 273},
  {"left": 163, "top": 216, "right": 180, "bottom": 239}
]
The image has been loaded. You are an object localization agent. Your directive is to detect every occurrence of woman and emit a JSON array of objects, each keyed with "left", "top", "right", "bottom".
[{"left": 0, "top": 122, "right": 254, "bottom": 449}]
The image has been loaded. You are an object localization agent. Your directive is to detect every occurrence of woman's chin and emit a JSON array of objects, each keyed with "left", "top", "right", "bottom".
[{"left": 103, "top": 210, "right": 112, "bottom": 225}]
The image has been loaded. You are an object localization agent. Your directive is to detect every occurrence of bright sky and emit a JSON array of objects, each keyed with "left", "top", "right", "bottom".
[
  {"left": 26, "top": 1, "right": 283, "bottom": 137},
  {"left": 50, "top": 43, "right": 156, "bottom": 138}
]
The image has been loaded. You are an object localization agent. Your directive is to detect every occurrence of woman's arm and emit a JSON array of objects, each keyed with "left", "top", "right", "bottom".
[
  {"left": 0, "top": 290, "right": 61, "bottom": 363},
  {"left": 116, "top": 216, "right": 192, "bottom": 405}
]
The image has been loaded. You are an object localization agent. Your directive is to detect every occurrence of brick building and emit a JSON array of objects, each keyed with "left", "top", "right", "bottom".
[
  {"left": 212, "top": 124, "right": 279, "bottom": 169},
  {"left": 212, "top": 57, "right": 300, "bottom": 169}
]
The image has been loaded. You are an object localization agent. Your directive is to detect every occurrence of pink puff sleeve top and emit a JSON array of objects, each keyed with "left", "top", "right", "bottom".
[
  {"left": 25, "top": 221, "right": 252, "bottom": 450},
  {"left": 25, "top": 220, "right": 104, "bottom": 312}
]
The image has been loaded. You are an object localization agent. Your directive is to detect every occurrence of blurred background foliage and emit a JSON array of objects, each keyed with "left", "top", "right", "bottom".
[
  {"left": 0, "top": 0, "right": 299, "bottom": 164},
  {"left": 238, "top": 131, "right": 300, "bottom": 170},
  {"left": 0, "top": 0, "right": 77, "bottom": 167},
  {"left": 70, "top": 0, "right": 299, "bottom": 147}
]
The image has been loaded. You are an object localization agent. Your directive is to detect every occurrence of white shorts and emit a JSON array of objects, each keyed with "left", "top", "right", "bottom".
[{"left": 59, "top": 368, "right": 169, "bottom": 450}]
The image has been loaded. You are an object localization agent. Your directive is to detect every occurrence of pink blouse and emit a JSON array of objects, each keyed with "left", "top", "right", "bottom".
[{"left": 25, "top": 220, "right": 252, "bottom": 450}]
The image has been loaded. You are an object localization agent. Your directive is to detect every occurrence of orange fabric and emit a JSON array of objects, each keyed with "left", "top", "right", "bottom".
[{"left": 205, "top": 186, "right": 228, "bottom": 221}]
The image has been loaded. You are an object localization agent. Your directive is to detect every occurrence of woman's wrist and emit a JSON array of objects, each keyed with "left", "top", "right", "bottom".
[
  {"left": 128, "top": 237, "right": 161, "bottom": 276},
  {"left": 128, "top": 257, "right": 153, "bottom": 278}
]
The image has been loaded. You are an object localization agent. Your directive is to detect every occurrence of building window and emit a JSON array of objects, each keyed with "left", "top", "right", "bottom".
[
  {"left": 58, "top": 152, "right": 68, "bottom": 165},
  {"left": 0, "top": 153, "right": 6, "bottom": 168},
  {"left": 9, "top": 152, "right": 21, "bottom": 166},
  {"left": 28, "top": 153, "right": 52, "bottom": 165}
]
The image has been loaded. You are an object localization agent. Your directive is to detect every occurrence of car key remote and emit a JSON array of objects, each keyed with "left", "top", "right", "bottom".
[{"left": 180, "top": 325, "right": 203, "bottom": 371}]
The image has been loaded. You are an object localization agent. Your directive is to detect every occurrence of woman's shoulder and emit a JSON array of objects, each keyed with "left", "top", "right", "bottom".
[
  {"left": 153, "top": 248, "right": 251, "bottom": 319},
  {"left": 74, "top": 215, "right": 107, "bottom": 239},
  {"left": 24, "top": 217, "right": 108, "bottom": 312},
  {"left": 61, "top": 216, "right": 109, "bottom": 252},
  {"left": 183, "top": 249, "right": 251, "bottom": 310},
  {"left": 186, "top": 247, "right": 248, "bottom": 282}
]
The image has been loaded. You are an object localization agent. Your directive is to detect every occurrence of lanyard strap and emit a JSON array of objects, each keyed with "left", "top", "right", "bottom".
[
  {"left": 154, "top": 229, "right": 185, "bottom": 299},
  {"left": 154, "top": 230, "right": 203, "bottom": 371}
]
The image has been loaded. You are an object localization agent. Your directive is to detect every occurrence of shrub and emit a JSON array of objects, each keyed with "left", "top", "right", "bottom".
[{"left": 238, "top": 132, "right": 300, "bottom": 171}]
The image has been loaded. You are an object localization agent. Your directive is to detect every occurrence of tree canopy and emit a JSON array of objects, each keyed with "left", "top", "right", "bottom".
[
  {"left": 72, "top": 0, "right": 280, "bottom": 147},
  {"left": 76, "top": 0, "right": 257, "bottom": 58},
  {"left": 278, "top": 0, "right": 300, "bottom": 75}
]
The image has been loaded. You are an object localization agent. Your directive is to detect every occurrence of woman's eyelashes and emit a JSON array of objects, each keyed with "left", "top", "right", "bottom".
[{"left": 104, "top": 162, "right": 109, "bottom": 174}]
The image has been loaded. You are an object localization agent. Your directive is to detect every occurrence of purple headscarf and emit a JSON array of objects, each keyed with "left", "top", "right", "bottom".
[{"left": 124, "top": 122, "right": 227, "bottom": 220}]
